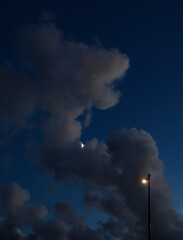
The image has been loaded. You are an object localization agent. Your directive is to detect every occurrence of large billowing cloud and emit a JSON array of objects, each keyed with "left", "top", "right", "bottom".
[
  {"left": 21, "top": 21, "right": 129, "bottom": 146},
  {"left": 39, "top": 128, "right": 183, "bottom": 240},
  {"left": 0, "top": 19, "right": 129, "bottom": 146}
]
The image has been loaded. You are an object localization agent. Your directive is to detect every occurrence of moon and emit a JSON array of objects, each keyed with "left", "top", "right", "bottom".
[{"left": 80, "top": 142, "right": 85, "bottom": 149}]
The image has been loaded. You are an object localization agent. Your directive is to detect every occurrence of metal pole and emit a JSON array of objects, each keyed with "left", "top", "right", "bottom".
[{"left": 148, "top": 173, "right": 151, "bottom": 240}]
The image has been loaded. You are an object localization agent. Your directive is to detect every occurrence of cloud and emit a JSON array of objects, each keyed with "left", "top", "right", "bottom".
[
  {"left": 0, "top": 183, "right": 104, "bottom": 240},
  {"left": 0, "top": 20, "right": 128, "bottom": 146},
  {"left": 69, "top": 225, "right": 102, "bottom": 240},
  {"left": 20, "top": 21, "right": 129, "bottom": 146},
  {"left": 0, "top": 183, "right": 48, "bottom": 240},
  {"left": 0, "top": 219, "right": 25, "bottom": 240},
  {"left": 33, "top": 219, "right": 68, "bottom": 240},
  {"left": 0, "top": 182, "right": 48, "bottom": 225},
  {"left": 54, "top": 202, "right": 83, "bottom": 227},
  {"left": 39, "top": 128, "right": 183, "bottom": 240},
  {"left": 0, "top": 18, "right": 129, "bottom": 145}
]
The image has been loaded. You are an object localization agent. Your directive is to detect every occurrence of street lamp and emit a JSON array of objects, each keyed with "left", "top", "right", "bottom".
[{"left": 142, "top": 173, "right": 151, "bottom": 240}]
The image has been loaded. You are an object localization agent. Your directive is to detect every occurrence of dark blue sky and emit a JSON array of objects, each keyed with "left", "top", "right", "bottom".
[{"left": 1, "top": 0, "right": 183, "bottom": 238}]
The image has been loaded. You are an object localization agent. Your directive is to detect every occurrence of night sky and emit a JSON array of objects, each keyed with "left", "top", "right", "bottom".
[{"left": 1, "top": 1, "right": 183, "bottom": 239}]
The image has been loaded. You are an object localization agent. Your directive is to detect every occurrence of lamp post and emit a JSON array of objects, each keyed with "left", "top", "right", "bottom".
[{"left": 142, "top": 173, "right": 151, "bottom": 240}]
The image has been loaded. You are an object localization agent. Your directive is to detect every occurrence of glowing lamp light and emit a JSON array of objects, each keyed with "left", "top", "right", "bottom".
[{"left": 142, "top": 178, "right": 148, "bottom": 184}]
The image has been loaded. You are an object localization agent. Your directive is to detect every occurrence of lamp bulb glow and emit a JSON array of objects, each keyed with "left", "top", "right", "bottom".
[{"left": 142, "top": 179, "right": 147, "bottom": 184}]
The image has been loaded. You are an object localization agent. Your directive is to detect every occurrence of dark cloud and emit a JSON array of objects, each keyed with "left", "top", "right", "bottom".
[
  {"left": 0, "top": 183, "right": 47, "bottom": 240},
  {"left": 69, "top": 225, "right": 102, "bottom": 240},
  {"left": 26, "top": 233, "right": 38, "bottom": 240},
  {"left": 0, "top": 183, "right": 103, "bottom": 240},
  {"left": 0, "top": 20, "right": 129, "bottom": 146},
  {"left": 20, "top": 21, "right": 129, "bottom": 146},
  {"left": 0, "top": 219, "right": 25, "bottom": 240},
  {"left": 33, "top": 218, "right": 103, "bottom": 240},
  {"left": 33, "top": 219, "right": 68, "bottom": 240},
  {"left": 0, "top": 182, "right": 48, "bottom": 225},
  {"left": 39, "top": 128, "right": 183, "bottom": 240},
  {"left": 0, "top": 17, "right": 129, "bottom": 146},
  {"left": 54, "top": 202, "right": 83, "bottom": 227},
  {"left": 39, "top": 138, "right": 112, "bottom": 187},
  {"left": 97, "top": 217, "right": 136, "bottom": 240}
]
